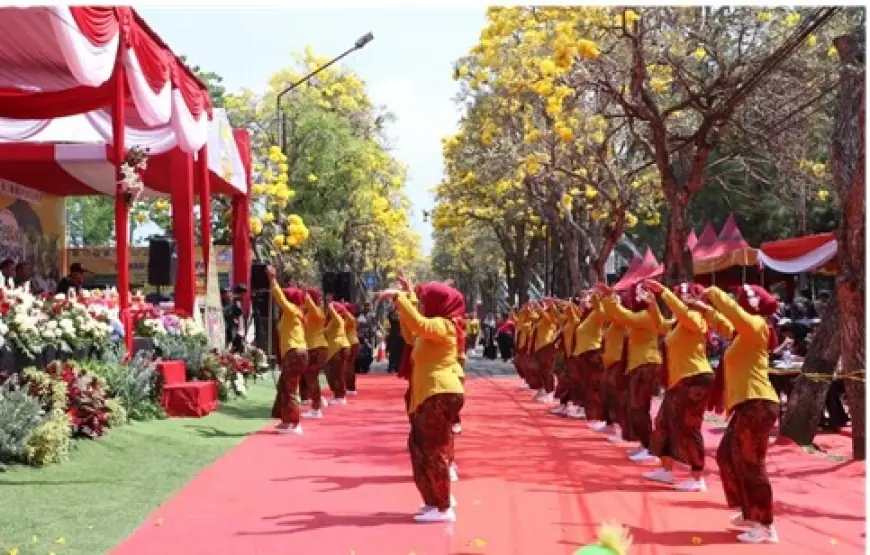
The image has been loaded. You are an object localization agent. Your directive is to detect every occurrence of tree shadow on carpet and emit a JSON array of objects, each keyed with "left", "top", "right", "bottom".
[
  {"left": 238, "top": 511, "right": 413, "bottom": 535},
  {"left": 269, "top": 474, "right": 410, "bottom": 492}
]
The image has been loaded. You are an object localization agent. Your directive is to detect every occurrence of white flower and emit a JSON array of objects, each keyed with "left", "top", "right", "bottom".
[{"left": 55, "top": 293, "right": 66, "bottom": 301}]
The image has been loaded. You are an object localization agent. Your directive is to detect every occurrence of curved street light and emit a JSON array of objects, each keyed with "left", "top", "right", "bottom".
[{"left": 276, "top": 32, "right": 374, "bottom": 151}]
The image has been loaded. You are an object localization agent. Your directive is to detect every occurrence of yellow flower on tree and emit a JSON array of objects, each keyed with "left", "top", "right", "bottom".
[
  {"left": 272, "top": 234, "right": 286, "bottom": 248},
  {"left": 817, "top": 189, "right": 830, "bottom": 201},
  {"left": 577, "top": 39, "right": 600, "bottom": 59},
  {"left": 307, "top": 173, "right": 318, "bottom": 183},
  {"left": 250, "top": 216, "right": 263, "bottom": 235}
]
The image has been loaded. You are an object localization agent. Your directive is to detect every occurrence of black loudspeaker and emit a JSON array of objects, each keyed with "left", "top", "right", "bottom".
[
  {"left": 321, "top": 271, "right": 353, "bottom": 302},
  {"left": 147, "top": 237, "right": 177, "bottom": 287},
  {"left": 251, "top": 263, "right": 269, "bottom": 291}
]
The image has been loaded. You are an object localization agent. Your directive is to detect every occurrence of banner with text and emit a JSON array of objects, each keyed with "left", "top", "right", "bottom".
[{"left": 66, "top": 245, "right": 234, "bottom": 294}]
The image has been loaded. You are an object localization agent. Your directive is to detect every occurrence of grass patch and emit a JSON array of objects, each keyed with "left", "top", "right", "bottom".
[{"left": 0, "top": 378, "right": 276, "bottom": 555}]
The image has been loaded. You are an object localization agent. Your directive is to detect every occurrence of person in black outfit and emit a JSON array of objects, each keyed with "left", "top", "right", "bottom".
[
  {"left": 56, "top": 263, "right": 86, "bottom": 296},
  {"left": 386, "top": 306, "right": 405, "bottom": 374}
]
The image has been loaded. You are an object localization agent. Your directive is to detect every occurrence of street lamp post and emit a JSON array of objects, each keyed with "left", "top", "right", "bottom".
[{"left": 276, "top": 32, "right": 374, "bottom": 153}]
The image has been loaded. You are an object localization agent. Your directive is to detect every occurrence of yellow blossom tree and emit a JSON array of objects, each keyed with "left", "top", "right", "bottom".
[{"left": 226, "top": 47, "right": 421, "bottom": 288}]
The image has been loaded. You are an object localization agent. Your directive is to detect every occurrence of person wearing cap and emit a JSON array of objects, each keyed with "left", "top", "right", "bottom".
[{"left": 56, "top": 263, "right": 86, "bottom": 296}]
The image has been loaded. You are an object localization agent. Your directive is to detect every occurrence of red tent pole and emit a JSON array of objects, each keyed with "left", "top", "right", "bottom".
[
  {"left": 111, "top": 56, "right": 132, "bottom": 355},
  {"left": 197, "top": 145, "right": 211, "bottom": 279},
  {"left": 170, "top": 150, "right": 196, "bottom": 316},
  {"left": 232, "top": 129, "right": 252, "bottom": 317}
]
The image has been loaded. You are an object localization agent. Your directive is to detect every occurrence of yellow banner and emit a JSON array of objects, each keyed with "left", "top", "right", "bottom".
[
  {"left": 66, "top": 244, "right": 234, "bottom": 294},
  {"left": 0, "top": 181, "right": 65, "bottom": 282}
]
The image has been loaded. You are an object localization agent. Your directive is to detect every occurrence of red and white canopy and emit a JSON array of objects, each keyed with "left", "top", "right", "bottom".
[
  {"left": 759, "top": 233, "right": 838, "bottom": 274},
  {"left": 0, "top": 6, "right": 211, "bottom": 152},
  {"left": 0, "top": 108, "right": 247, "bottom": 198}
]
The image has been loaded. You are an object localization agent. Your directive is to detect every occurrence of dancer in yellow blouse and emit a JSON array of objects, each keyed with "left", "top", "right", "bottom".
[
  {"left": 324, "top": 301, "right": 351, "bottom": 405},
  {"left": 601, "top": 294, "right": 629, "bottom": 443},
  {"left": 343, "top": 303, "right": 360, "bottom": 396},
  {"left": 532, "top": 300, "right": 560, "bottom": 403},
  {"left": 302, "top": 288, "right": 328, "bottom": 419},
  {"left": 598, "top": 282, "right": 667, "bottom": 463},
  {"left": 572, "top": 292, "right": 609, "bottom": 431},
  {"left": 695, "top": 284, "right": 781, "bottom": 544},
  {"left": 551, "top": 301, "right": 583, "bottom": 417},
  {"left": 641, "top": 280, "right": 714, "bottom": 492},
  {"left": 383, "top": 280, "right": 466, "bottom": 523},
  {"left": 265, "top": 265, "right": 307, "bottom": 435}
]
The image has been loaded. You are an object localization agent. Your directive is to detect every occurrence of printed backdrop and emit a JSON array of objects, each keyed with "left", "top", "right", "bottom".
[{"left": 0, "top": 179, "right": 65, "bottom": 282}]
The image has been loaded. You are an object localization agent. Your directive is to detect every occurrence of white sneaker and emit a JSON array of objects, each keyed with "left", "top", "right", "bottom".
[
  {"left": 449, "top": 463, "right": 459, "bottom": 482},
  {"left": 302, "top": 409, "right": 323, "bottom": 419},
  {"left": 587, "top": 421, "right": 607, "bottom": 432},
  {"left": 347, "top": 390, "right": 358, "bottom": 396},
  {"left": 533, "top": 389, "right": 545, "bottom": 401},
  {"left": 729, "top": 513, "right": 756, "bottom": 530},
  {"left": 413, "top": 507, "right": 456, "bottom": 523},
  {"left": 597, "top": 424, "right": 616, "bottom": 435},
  {"left": 737, "top": 524, "right": 779, "bottom": 544},
  {"left": 550, "top": 404, "right": 568, "bottom": 416},
  {"left": 419, "top": 495, "right": 458, "bottom": 511},
  {"left": 567, "top": 406, "right": 586, "bottom": 419},
  {"left": 629, "top": 448, "right": 656, "bottom": 463},
  {"left": 642, "top": 468, "right": 674, "bottom": 484},
  {"left": 330, "top": 397, "right": 347, "bottom": 406},
  {"left": 537, "top": 392, "right": 554, "bottom": 404},
  {"left": 675, "top": 478, "right": 707, "bottom": 492},
  {"left": 452, "top": 422, "right": 462, "bottom": 434},
  {"left": 278, "top": 424, "right": 303, "bottom": 435}
]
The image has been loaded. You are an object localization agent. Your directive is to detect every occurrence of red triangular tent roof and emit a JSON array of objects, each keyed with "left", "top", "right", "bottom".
[
  {"left": 687, "top": 229, "right": 698, "bottom": 251},
  {"left": 692, "top": 222, "right": 720, "bottom": 260},
  {"left": 614, "top": 248, "right": 663, "bottom": 290},
  {"left": 715, "top": 214, "right": 749, "bottom": 252}
]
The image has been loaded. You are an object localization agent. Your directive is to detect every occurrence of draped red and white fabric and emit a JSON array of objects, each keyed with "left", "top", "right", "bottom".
[
  {"left": 759, "top": 233, "right": 838, "bottom": 274},
  {"left": 0, "top": 6, "right": 211, "bottom": 153}
]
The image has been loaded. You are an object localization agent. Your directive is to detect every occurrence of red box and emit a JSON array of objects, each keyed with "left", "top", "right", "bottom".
[
  {"left": 156, "top": 360, "right": 187, "bottom": 386},
  {"left": 161, "top": 381, "right": 219, "bottom": 418}
]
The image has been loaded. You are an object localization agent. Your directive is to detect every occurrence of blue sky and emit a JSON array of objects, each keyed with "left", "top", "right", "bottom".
[{"left": 138, "top": 7, "right": 487, "bottom": 253}]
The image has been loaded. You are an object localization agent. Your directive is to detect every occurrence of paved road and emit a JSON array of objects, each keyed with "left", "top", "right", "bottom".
[{"left": 366, "top": 350, "right": 517, "bottom": 378}]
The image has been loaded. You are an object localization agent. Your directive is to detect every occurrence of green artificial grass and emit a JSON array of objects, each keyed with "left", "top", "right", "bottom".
[{"left": 0, "top": 378, "right": 277, "bottom": 555}]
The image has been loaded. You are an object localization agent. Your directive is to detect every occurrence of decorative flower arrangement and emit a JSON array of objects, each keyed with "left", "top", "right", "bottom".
[
  {"left": 0, "top": 284, "right": 121, "bottom": 362},
  {"left": 119, "top": 146, "right": 149, "bottom": 204},
  {"left": 202, "top": 346, "right": 269, "bottom": 399},
  {"left": 21, "top": 361, "right": 110, "bottom": 439},
  {"left": 132, "top": 305, "right": 204, "bottom": 342}
]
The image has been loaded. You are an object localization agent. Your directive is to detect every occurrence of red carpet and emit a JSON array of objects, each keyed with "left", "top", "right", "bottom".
[{"left": 112, "top": 375, "right": 865, "bottom": 555}]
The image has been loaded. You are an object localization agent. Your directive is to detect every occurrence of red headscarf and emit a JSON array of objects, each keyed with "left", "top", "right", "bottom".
[
  {"left": 708, "top": 284, "right": 779, "bottom": 414},
  {"left": 398, "top": 282, "right": 466, "bottom": 381},
  {"left": 329, "top": 301, "right": 349, "bottom": 321},
  {"left": 673, "top": 282, "right": 706, "bottom": 302},
  {"left": 626, "top": 282, "right": 650, "bottom": 312},
  {"left": 282, "top": 287, "right": 305, "bottom": 307},
  {"left": 344, "top": 302, "right": 359, "bottom": 317},
  {"left": 306, "top": 288, "right": 322, "bottom": 305}
]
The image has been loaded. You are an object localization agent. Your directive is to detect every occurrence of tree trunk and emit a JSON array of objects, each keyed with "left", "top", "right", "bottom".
[
  {"left": 661, "top": 192, "right": 694, "bottom": 285},
  {"left": 780, "top": 301, "right": 842, "bottom": 444},
  {"left": 832, "top": 34, "right": 866, "bottom": 459},
  {"left": 514, "top": 260, "right": 529, "bottom": 305},
  {"left": 505, "top": 255, "right": 516, "bottom": 306},
  {"left": 563, "top": 229, "right": 583, "bottom": 297}
]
